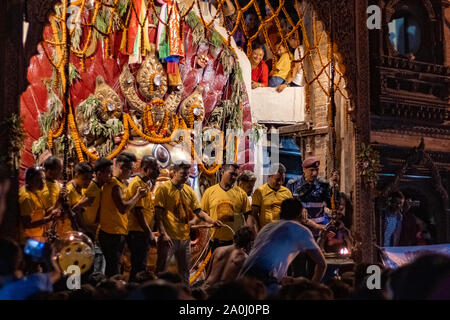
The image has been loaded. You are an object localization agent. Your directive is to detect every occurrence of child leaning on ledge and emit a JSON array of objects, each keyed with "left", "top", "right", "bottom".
[{"left": 268, "top": 42, "right": 292, "bottom": 87}]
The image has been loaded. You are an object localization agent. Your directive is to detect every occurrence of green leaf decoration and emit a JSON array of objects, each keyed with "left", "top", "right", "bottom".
[
  {"left": 69, "top": 63, "right": 80, "bottom": 85},
  {"left": 210, "top": 30, "right": 223, "bottom": 48},
  {"left": 117, "top": 0, "right": 129, "bottom": 17}
]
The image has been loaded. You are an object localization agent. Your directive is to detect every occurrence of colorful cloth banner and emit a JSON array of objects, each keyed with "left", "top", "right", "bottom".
[{"left": 380, "top": 244, "right": 450, "bottom": 268}]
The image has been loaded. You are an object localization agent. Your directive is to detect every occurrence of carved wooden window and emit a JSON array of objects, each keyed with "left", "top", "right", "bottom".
[{"left": 388, "top": 13, "right": 422, "bottom": 56}]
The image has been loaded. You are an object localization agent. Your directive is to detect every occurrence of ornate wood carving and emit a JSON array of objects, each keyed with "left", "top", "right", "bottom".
[
  {"left": 382, "top": 0, "right": 438, "bottom": 56},
  {"left": 23, "top": 0, "right": 58, "bottom": 90},
  {"left": 378, "top": 138, "right": 449, "bottom": 228},
  {"left": 373, "top": 143, "right": 450, "bottom": 166},
  {"left": 376, "top": 138, "right": 450, "bottom": 243},
  {"left": 377, "top": 99, "right": 449, "bottom": 122}
]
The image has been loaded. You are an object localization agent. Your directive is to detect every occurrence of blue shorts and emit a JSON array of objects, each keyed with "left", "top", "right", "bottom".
[{"left": 269, "top": 76, "right": 285, "bottom": 87}]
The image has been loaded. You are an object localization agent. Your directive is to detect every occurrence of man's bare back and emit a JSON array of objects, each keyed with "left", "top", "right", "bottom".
[{"left": 204, "top": 244, "right": 247, "bottom": 289}]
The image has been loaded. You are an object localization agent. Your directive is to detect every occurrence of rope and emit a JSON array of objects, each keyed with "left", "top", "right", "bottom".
[{"left": 189, "top": 224, "right": 236, "bottom": 273}]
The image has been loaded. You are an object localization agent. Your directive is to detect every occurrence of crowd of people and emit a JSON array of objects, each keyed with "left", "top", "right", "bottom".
[{"left": 0, "top": 151, "right": 449, "bottom": 300}]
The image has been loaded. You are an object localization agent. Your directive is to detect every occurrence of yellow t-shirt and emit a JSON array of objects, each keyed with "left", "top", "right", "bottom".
[
  {"left": 38, "top": 180, "right": 61, "bottom": 210},
  {"left": 82, "top": 180, "right": 102, "bottom": 233},
  {"left": 19, "top": 186, "right": 46, "bottom": 243},
  {"left": 99, "top": 177, "right": 129, "bottom": 235},
  {"left": 154, "top": 181, "right": 200, "bottom": 241},
  {"left": 56, "top": 182, "right": 84, "bottom": 236},
  {"left": 252, "top": 183, "right": 293, "bottom": 228},
  {"left": 272, "top": 52, "right": 292, "bottom": 80},
  {"left": 127, "top": 176, "right": 154, "bottom": 232},
  {"left": 201, "top": 184, "right": 251, "bottom": 241}
]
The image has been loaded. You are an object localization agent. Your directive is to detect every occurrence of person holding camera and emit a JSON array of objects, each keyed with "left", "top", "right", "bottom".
[{"left": 0, "top": 238, "right": 61, "bottom": 300}]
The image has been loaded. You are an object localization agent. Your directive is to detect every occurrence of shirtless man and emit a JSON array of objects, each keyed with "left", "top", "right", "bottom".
[{"left": 203, "top": 226, "right": 255, "bottom": 289}]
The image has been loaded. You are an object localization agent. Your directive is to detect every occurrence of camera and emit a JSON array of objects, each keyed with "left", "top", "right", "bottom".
[{"left": 24, "top": 239, "right": 51, "bottom": 261}]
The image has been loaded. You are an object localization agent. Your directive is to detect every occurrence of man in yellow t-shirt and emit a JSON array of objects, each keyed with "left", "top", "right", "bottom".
[
  {"left": 76, "top": 158, "right": 113, "bottom": 238},
  {"left": 19, "top": 167, "right": 58, "bottom": 244},
  {"left": 154, "top": 162, "right": 223, "bottom": 287},
  {"left": 201, "top": 164, "right": 251, "bottom": 252},
  {"left": 73, "top": 157, "right": 113, "bottom": 274},
  {"left": 38, "top": 156, "right": 66, "bottom": 218},
  {"left": 248, "top": 163, "right": 293, "bottom": 234},
  {"left": 98, "top": 152, "right": 148, "bottom": 277},
  {"left": 57, "top": 162, "right": 93, "bottom": 236},
  {"left": 126, "top": 155, "right": 160, "bottom": 281}
]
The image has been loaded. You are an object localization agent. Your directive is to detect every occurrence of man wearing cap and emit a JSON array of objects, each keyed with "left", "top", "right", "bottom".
[
  {"left": 286, "top": 156, "right": 332, "bottom": 237},
  {"left": 286, "top": 156, "right": 332, "bottom": 279}
]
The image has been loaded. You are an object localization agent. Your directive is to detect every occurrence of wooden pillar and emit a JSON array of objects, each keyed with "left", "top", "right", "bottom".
[
  {"left": 354, "top": 0, "right": 376, "bottom": 263},
  {"left": 0, "top": 0, "right": 26, "bottom": 238}
]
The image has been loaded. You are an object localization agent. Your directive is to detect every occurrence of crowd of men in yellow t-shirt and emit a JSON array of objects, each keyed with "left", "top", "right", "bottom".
[{"left": 18, "top": 151, "right": 324, "bottom": 287}]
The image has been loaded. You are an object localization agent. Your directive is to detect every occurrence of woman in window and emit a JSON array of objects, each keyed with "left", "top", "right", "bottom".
[{"left": 250, "top": 44, "right": 269, "bottom": 89}]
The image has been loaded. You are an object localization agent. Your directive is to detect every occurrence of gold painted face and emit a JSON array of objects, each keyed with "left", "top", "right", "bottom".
[{"left": 94, "top": 76, "right": 123, "bottom": 121}]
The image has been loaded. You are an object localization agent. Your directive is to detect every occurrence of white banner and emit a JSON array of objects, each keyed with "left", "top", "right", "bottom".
[{"left": 380, "top": 244, "right": 450, "bottom": 268}]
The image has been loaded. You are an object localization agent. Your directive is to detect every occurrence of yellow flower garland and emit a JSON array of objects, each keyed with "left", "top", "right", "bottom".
[
  {"left": 157, "top": 109, "right": 170, "bottom": 137},
  {"left": 126, "top": 113, "right": 177, "bottom": 144},
  {"left": 187, "top": 104, "right": 202, "bottom": 129},
  {"left": 68, "top": 111, "right": 85, "bottom": 162},
  {"left": 47, "top": 120, "right": 65, "bottom": 150},
  {"left": 189, "top": 250, "right": 212, "bottom": 284}
]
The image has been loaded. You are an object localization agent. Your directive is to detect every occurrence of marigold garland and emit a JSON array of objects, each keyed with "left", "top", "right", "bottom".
[
  {"left": 68, "top": 111, "right": 85, "bottom": 162},
  {"left": 106, "top": 115, "right": 129, "bottom": 159},
  {"left": 189, "top": 250, "right": 212, "bottom": 284},
  {"left": 157, "top": 109, "right": 170, "bottom": 136},
  {"left": 126, "top": 113, "right": 176, "bottom": 144},
  {"left": 187, "top": 104, "right": 203, "bottom": 128},
  {"left": 47, "top": 120, "right": 65, "bottom": 150}
]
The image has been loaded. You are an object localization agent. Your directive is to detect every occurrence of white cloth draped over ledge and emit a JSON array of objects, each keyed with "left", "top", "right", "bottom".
[{"left": 250, "top": 86, "right": 306, "bottom": 124}]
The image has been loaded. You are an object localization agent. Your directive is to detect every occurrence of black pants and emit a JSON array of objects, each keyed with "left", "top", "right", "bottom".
[
  {"left": 98, "top": 230, "right": 126, "bottom": 277},
  {"left": 209, "top": 239, "right": 233, "bottom": 253},
  {"left": 127, "top": 231, "right": 150, "bottom": 282}
]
